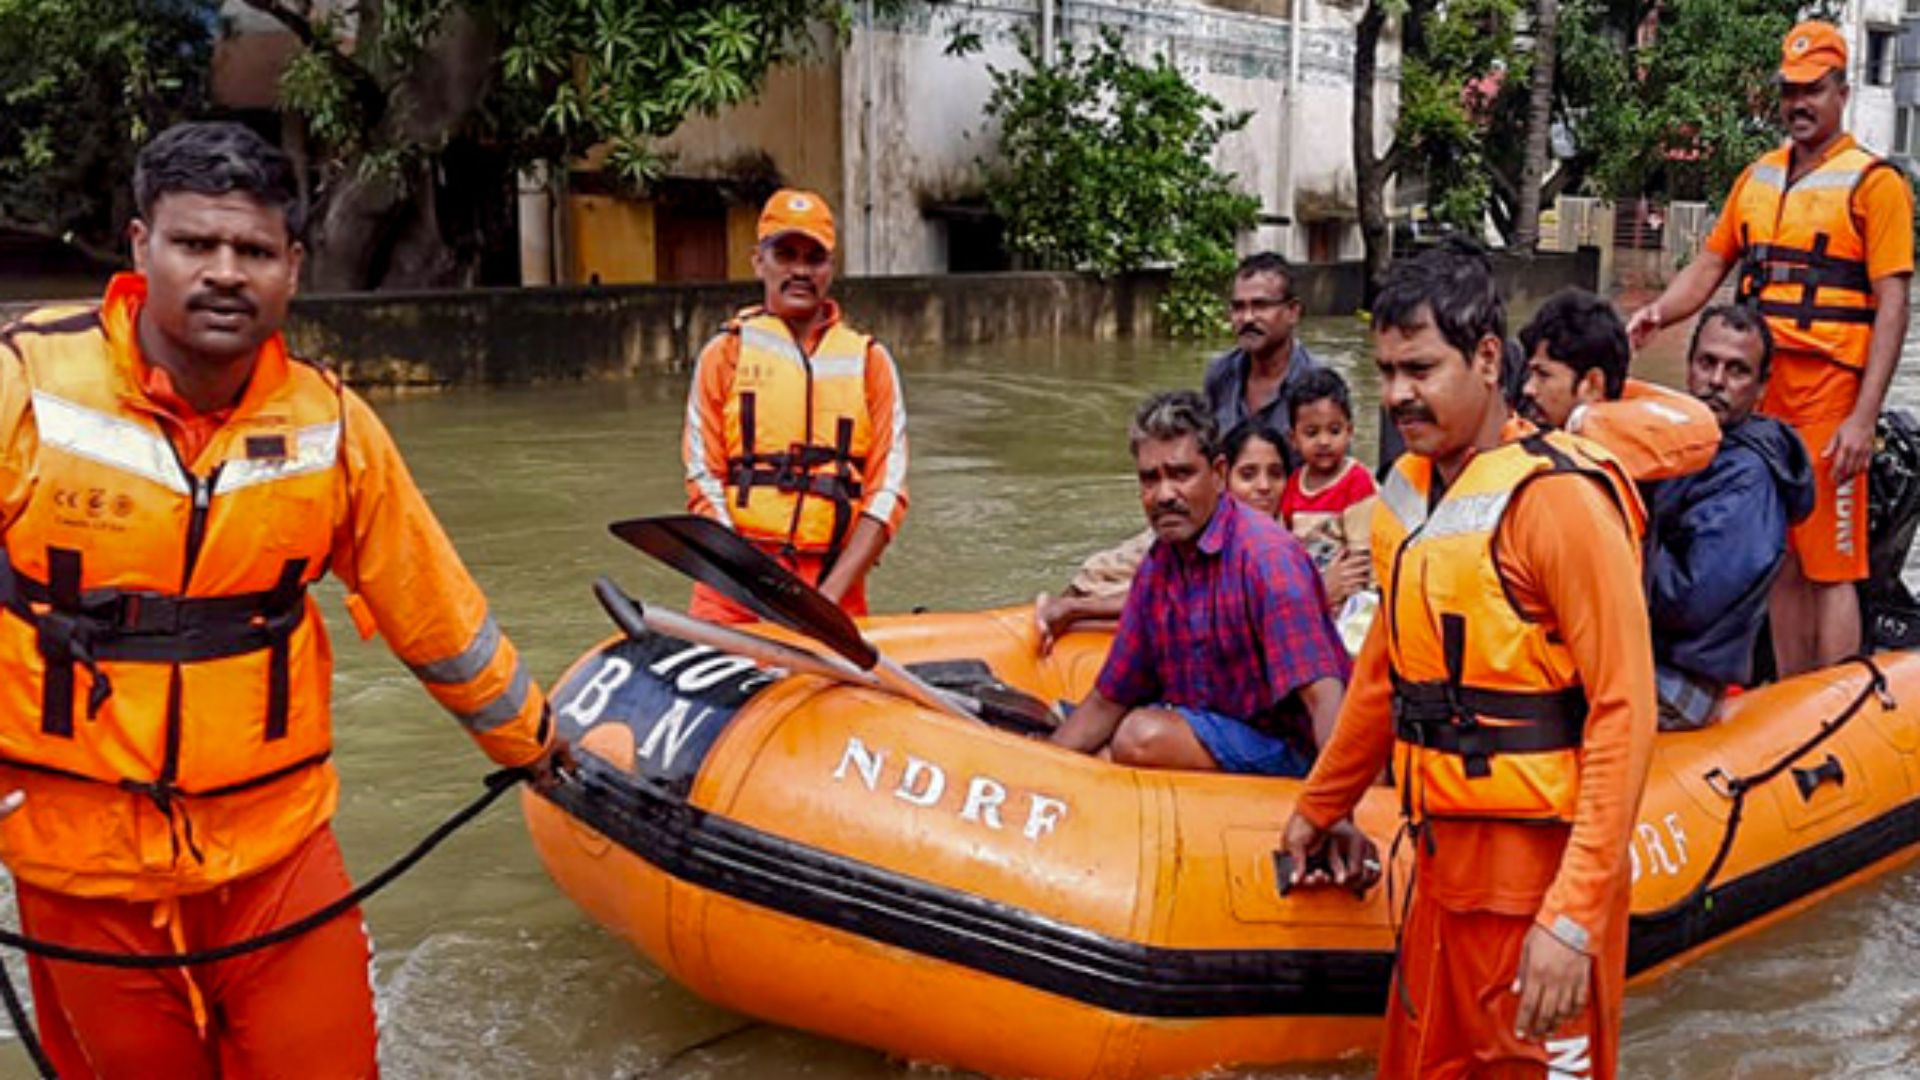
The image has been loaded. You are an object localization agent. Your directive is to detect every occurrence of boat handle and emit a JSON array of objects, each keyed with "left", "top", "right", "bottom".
[{"left": 1791, "top": 754, "right": 1846, "bottom": 801}]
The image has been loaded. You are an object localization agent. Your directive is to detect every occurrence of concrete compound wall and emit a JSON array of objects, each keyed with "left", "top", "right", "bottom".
[{"left": 0, "top": 250, "right": 1596, "bottom": 386}]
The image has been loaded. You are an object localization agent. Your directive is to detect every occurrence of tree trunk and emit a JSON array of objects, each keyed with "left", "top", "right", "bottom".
[
  {"left": 1512, "top": 0, "right": 1559, "bottom": 255},
  {"left": 303, "top": 8, "right": 500, "bottom": 290},
  {"left": 1354, "top": 1, "right": 1392, "bottom": 302}
]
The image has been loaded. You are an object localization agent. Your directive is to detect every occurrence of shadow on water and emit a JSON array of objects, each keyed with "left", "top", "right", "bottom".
[{"left": 2, "top": 311, "right": 1915, "bottom": 1079}]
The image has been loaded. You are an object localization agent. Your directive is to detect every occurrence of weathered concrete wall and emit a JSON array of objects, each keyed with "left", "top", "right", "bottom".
[
  {"left": 279, "top": 272, "right": 1170, "bottom": 386},
  {"left": 0, "top": 250, "right": 1596, "bottom": 385}
]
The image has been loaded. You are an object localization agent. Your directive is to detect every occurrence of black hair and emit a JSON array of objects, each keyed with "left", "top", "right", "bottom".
[
  {"left": 1285, "top": 366, "right": 1354, "bottom": 426},
  {"left": 1690, "top": 303, "right": 1776, "bottom": 379},
  {"left": 1222, "top": 419, "right": 1290, "bottom": 471},
  {"left": 134, "top": 122, "right": 304, "bottom": 238},
  {"left": 1235, "top": 251, "right": 1296, "bottom": 300},
  {"left": 1129, "top": 389, "right": 1221, "bottom": 461},
  {"left": 1517, "top": 288, "right": 1630, "bottom": 400},
  {"left": 1371, "top": 237, "right": 1505, "bottom": 361}
]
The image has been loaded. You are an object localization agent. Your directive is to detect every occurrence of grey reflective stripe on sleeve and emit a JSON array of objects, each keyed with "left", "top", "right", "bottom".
[
  {"left": 409, "top": 614, "right": 502, "bottom": 685},
  {"left": 1548, "top": 914, "right": 1592, "bottom": 954},
  {"left": 455, "top": 663, "right": 531, "bottom": 733}
]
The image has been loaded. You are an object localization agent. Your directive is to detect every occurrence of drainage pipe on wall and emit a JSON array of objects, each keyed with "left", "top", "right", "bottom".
[
  {"left": 1041, "top": 0, "right": 1056, "bottom": 65},
  {"left": 1283, "top": 0, "right": 1302, "bottom": 258},
  {"left": 862, "top": 0, "right": 878, "bottom": 275}
]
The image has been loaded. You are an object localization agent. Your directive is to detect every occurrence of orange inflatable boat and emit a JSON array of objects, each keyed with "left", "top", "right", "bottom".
[{"left": 524, "top": 604, "right": 1920, "bottom": 1079}]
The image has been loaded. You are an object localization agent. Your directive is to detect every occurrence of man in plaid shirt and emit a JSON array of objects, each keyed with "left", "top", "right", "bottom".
[{"left": 1052, "top": 390, "right": 1351, "bottom": 777}]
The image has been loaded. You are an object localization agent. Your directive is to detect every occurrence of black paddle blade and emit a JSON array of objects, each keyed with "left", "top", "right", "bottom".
[{"left": 608, "top": 515, "right": 878, "bottom": 669}]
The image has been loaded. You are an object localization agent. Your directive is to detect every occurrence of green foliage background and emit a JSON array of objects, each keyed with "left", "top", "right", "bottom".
[
  {"left": 0, "top": 0, "right": 211, "bottom": 259},
  {"left": 980, "top": 30, "right": 1260, "bottom": 338}
]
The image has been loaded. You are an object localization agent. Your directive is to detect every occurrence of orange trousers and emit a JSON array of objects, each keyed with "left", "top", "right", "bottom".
[
  {"left": 16, "top": 826, "right": 377, "bottom": 1080},
  {"left": 688, "top": 550, "right": 867, "bottom": 625},
  {"left": 1379, "top": 887, "right": 1628, "bottom": 1079}
]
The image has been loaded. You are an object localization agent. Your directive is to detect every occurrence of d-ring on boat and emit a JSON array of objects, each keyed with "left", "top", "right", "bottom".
[{"left": 523, "top": 523, "right": 1920, "bottom": 1080}]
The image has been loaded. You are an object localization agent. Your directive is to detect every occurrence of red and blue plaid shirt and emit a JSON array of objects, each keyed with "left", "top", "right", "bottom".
[{"left": 1096, "top": 497, "right": 1351, "bottom": 735}]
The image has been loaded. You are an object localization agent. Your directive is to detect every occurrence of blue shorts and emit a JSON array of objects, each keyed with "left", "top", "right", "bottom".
[{"left": 1170, "top": 704, "right": 1314, "bottom": 777}]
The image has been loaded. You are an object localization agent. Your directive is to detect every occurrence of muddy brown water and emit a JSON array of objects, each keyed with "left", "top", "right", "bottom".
[{"left": 3, "top": 311, "right": 1919, "bottom": 1078}]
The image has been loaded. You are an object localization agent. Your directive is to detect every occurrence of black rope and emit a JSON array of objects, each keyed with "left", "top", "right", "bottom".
[
  {"left": 1662, "top": 656, "right": 1891, "bottom": 918},
  {"left": 0, "top": 766, "right": 532, "bottom": 1078}
]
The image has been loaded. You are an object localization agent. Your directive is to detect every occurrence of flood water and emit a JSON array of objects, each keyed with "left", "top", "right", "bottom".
[{"left": 4, "top": 310, "right": 1919, "bottom": 1078}]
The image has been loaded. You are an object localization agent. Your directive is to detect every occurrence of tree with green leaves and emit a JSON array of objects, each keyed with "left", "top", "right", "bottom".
[
  {"left": 255, "top": 0, "right": 867, "bottom": 289},
  {"left": 0, "top": 0, "right": 211, "bottom": 266},
  {"left": 1353, "top": 0, "right": 1518, "bottom": 293},
  {"left": 979, "top": 30, "right": 1260, "bottom": 337}
]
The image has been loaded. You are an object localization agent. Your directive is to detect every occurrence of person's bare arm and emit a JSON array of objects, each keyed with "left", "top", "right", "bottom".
[
  {"left": 1626, "top": 250, "right": 1731, "bottom": 348},
  {"left": 1825, "top": 275, "right": 1912, "bottom": 483},
  {"left": 1050, "top": 690, "right": 1129, "bottom": 754},
  {"left": 818, "top": 516, "right": 889, "bottom": 604},
  {"left": 1298, "top": 675, "right": 1344, "bottom": 750}
]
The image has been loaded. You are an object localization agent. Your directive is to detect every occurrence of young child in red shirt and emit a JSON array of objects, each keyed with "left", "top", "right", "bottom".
[{"left": 1279, "top": 368, "right": 1378, "bottom": 650}]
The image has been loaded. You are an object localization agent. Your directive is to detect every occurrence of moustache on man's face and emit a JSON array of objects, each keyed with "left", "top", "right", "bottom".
[{"left": 1390, "top": 402, "right": 1437, "bottom": 426}]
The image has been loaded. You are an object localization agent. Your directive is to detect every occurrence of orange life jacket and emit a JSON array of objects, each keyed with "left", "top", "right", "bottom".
[
  {"left": 1731, "top": 142, "right": 1891, "bottom": 367},
  {"left": 1567, "top": 379, "right": 1719, "bottom": 482},
  {"left": 1372, "top": 429, "right": 1643, "bottom": 824},
  {"left": 721, "top": 310, "right": 876, "bottom": 560},
  {"left": 0, "top": 304, "right": 345, "bottom": 860}
]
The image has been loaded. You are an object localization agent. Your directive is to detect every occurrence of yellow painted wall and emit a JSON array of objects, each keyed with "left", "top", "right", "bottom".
[
  {"left": 568, "top": 195, "right": 656, "bottom": 284},
  {"left": 726, "top": 206, "right": 759, "bottom": 282}
]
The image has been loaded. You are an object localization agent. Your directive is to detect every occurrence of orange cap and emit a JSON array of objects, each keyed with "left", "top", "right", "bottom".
[
  {"left": 757, "top": 189, "right": 835, "bottom": 252},
  {"left": 1779, "top": 21, "right": 1847, "bottom": 84}
]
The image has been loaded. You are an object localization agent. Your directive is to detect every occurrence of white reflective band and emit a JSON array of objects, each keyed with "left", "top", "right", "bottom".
[
  {"left": 1415, "top": 491, "right": 1512, "bottom": 541},
  {"left": 215, "top": 421, "right": 341, "bottom": 494},
  {"left": 1790, "top": 168, "right": 1866, "bottom": 192},
  {"left": 864, "top": 343, "right": 909, "bottom": 524},
  {"left": 410, "top": 614, "right": 502, "bottom": 685},
  {"left": 1749, "top": 163, "right": 1786, "bottom": 189},
  {"left": 31, "top": 391, "right": 189, "bottom": 495},
  {"left": 810, "top": 352, "right": 867, "bottom": 380},
  {"left": 456, "top": 663, "right": 531, "bottom": 733},
  {"left": 739, "top": 324, "right": 807, "bottom": 369},
  {"left": 684, "top": 380, "right": 734, "bottom": 527},
  {"left": 1379, "top": 469, "right": 1426, "bottom": 532}
]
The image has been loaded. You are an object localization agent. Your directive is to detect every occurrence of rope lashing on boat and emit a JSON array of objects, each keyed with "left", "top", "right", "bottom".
[
  {"left": 0, "top": 766, "right": 535, "bottom": 1079},
  {"left": 1672, "top": 655, "right": 1894, "bottom": 917}
]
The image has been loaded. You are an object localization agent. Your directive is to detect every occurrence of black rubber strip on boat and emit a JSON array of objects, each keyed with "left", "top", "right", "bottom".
[
  {"left": 544, "top": 758, "right": 1395, "bottom": 1018},
  {"left": 540, "top": 758, "right": 1920, "bottom": 1017},
  {"left": 1626, "top": 793, "right": 1920, "bottom": 973}
]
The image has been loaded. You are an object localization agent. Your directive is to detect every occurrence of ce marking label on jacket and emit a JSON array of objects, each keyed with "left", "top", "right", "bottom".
[{"left": 555, "top": 635, "right": 784, "bottom": 790}]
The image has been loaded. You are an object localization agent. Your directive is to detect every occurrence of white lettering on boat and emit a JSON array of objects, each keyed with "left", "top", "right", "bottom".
[
  {"left": 895, "top": 757, "right": 947, "bottom": 806},
  {"left": 561, "top": 657, "right": 634, "bottom": 729},
  {"left": 834, "top": 736, "right": 886, "bottom": 789},
  {"left": 830, "top": 735, "right": 1070, "bottom": 843},
  {"left": 1023, "top": 795, "right": 1069, "bottom": 841},
  {"left": 637, "top": 698, "right": 715, "bottom": 771},
  {"left": 1546, "top": 1034, "right": 1592, "bottom": 1079},
  {"left": 960, "top": 777, "right": 1007, "bottom": 829},
  {"left": 1629, "top": 812, "right": 1690, "bottom": 883}
]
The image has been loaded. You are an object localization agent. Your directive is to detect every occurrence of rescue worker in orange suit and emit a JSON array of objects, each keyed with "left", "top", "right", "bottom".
[
  {"left": 682, "top": 189, "right": 909, "bottom": 623},
  {"left": 1282, "top": 242, "right": 1657, "bottom": 1079},
  {"left": 1628, "top": 21, "right": 1914, "bottom": 676},
  {"left": 0, "top": 122, "right": 572, "bottom": 1078}
]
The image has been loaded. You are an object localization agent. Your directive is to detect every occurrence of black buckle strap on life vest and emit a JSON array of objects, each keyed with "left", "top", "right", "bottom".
[
  {"left": 1737, "top": 233, "right": 1876, "bottom": 330},
  {"left": 40, "top": 548, "right": 85, "bottom": 737},
  {"left": 264, "top": 558, "right": 309, "bottom": 741},
  {"left": 0, "top": 550, "right": 311, "bottom": 738},
  {"left": 735, "top": 391, "right": 758, "bottom": 508},
  {"left": 1392, "top": 612, "right": 1588, "bottom": 779},
  {"left": 822, "top": 416, "right": 859, "bottom": 573}
]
